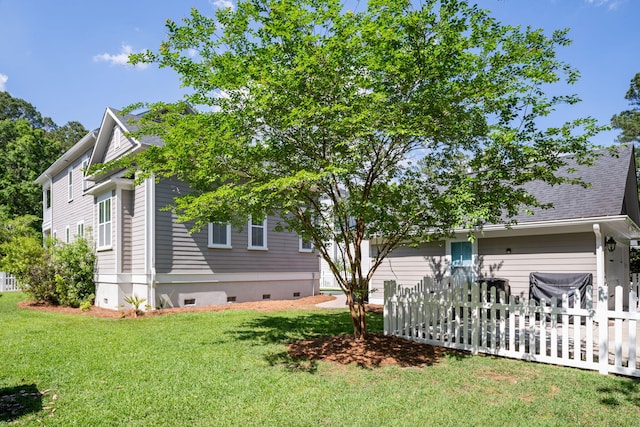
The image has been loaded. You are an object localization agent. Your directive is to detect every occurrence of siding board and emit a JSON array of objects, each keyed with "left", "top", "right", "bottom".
[{"left": 153, "top": 179, "right": 318, "bottom": 275}]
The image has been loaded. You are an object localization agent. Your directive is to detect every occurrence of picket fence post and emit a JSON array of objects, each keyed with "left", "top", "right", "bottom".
[{"left": 598, "top": 283, "right": 609, "bottom": 375}]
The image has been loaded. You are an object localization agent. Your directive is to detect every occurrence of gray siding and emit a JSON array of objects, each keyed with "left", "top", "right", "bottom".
[
  {"left": 370, "top": 242, "right": 446, "bottom": 300},
  {"left": 131, "top": 183, "right": 146, "bottom": 273},
  {"left": 477, "top": 232, "right": 597, "bottom": 300},
  {"left": 49, "top": 148, "right": 94, "bottom": 242},
  {"left": 153, "top": 179, "right": 319, "bottom": 274}
]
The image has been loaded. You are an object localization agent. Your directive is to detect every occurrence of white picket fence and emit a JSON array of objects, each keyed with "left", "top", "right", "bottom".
[
  {"left": 384, "top": 275, "right": 640, "bottom": 377},
  {"left": 0, "top": 272, "right": 19, "bottom": 292}
]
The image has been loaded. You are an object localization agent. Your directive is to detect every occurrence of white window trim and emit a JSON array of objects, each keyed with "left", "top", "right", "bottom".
[
  {"left": 97, "top": 193, "right": 112, "bottom": 251},
  {"left": 67, "top": 167, "right": 74, "bottom": 202},
  {"left": 77, "top": 221, "right": 85, "bottom": 239},
  {"left": 208, "top": 222, "right": 232, "bottom": 249},
  {"left": 248, "top": 216, "right": 268, "bottom": 250},
  {"left": 299, "top": 237, "right": 313, "bottom": 253},
  {"left": 65, "top": 226, "right": 71, "bottom": 244}
]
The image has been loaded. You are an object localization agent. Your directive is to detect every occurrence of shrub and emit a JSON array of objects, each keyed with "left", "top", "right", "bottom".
[
  {"left": 1, "top": 234, "right": 96, "bottom": 307},
  {"left": 53, "top": 237, "right": 96, "bottom": 307}
]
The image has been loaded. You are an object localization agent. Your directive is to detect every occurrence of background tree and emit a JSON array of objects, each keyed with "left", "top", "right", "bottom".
[
  {"left": 118, "top": 0, "right": 601, "bottom": 339},
  {"left": 0, "top": 93, "right": 88, "bottom": 219},
  {"left": 611, "top": 72, "right": 640, "bottom": 144}
]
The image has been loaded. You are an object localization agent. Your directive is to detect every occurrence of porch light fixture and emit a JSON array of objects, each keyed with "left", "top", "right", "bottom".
[{"left": 606, "top": 236, "right": 616, "bottom": 253}]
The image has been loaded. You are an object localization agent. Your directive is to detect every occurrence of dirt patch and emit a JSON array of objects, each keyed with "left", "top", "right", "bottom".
[
  {"left": 17, "top": 295, "right": 452, "bottom": 368},
  {"left": 288, "top": 333, "right": 465, "bottom": 368}
]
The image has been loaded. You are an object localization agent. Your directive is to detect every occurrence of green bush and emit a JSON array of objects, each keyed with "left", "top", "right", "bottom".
[
  {"left": 53, "top": 237, "right": 96, "bottom": 307},
  {"left": 1, "top": 233, "right": 96, "bottom": 307},
  {"left": 24, "top": 259, "right": 58, "bottom": 304}
]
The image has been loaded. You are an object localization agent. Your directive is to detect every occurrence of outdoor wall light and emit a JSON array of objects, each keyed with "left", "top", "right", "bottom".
[
  {"left": 606, "top": 236, "right": 617, "bottom": 253},
  {"left": 506, "top": 248, "right": 511, "bottom": 254}
]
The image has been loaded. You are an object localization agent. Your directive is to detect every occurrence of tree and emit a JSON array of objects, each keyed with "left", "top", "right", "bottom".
[
  {"left": 48, "top": 121, "right": 90, "bottom": 153},
  {"left": 611, "top": 72, "right": 640, "bottom": 144},
  {"left": 0, "top": 93, "right": 88, "bottom": 219},
  {"left": 118, "top": 0, "right": 601, "bottom": 339}
]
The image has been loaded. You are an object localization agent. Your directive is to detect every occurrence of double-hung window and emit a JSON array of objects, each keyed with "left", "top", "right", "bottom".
[
  {"left": 248, "top": 216, "right": 267, "bottom": 250},
  {"left": 208, "top": 222, "right": 231, "bottom": 248},
  {"left": 97, "top": 195, "right": 112, "bottom": 249}
]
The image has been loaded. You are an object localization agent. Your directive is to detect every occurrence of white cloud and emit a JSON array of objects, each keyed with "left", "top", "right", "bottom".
[
  {"left": 93, "top": 44, "right": 149, "bottom": 70},
  {"left": 210, "top": 0, "right": 235, "bottom": 10},
  {"left": 584, "top": 0, "right": 627, "bottom": 10},
  {"left": 0, "top": 73, "right": 7, "bottom": 91}
]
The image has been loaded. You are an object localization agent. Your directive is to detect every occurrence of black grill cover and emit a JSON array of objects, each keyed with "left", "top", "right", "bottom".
[{"left": 529, "top": 272, "right": 591, "bottom": 309}]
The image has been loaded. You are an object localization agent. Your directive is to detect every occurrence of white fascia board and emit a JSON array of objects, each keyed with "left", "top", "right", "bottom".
[
  {"left": 474, "top": 215, "right": 640, "bottom": 240},
  {"left": 83, "top": 176, "right": 134, "bottom": 196},
  {"left": 35, "top": 130, "right": 97, "bottom": 184},
  {"left": 371, "top": 215, "right": 640, "bottom": 246}
]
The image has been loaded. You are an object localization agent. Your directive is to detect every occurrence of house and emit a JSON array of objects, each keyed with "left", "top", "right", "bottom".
[
  {"left": 368, "top": 145, "right": 640, "bottom": 308},
  {"left": 36, "top": 107, "right": 320, "bottom": 310}
]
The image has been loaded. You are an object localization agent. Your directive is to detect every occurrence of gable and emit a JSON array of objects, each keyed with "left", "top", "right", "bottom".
[
  {"left": 88, "top": 107, "right": 165, "bottom": 172},
  {"left": 101, "top": 124, "right": 137, "bottom": 164}
]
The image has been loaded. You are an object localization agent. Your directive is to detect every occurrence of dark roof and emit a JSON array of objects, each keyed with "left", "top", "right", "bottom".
[
  {"left": 513, "top": 144, "right": 640, "bottom": 225},
  {"left": 109, "top": 107, "right": 164, "bottom": 147}
]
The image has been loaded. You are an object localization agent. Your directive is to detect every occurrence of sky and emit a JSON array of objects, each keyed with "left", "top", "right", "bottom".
[{"left": 0, "top": 0, "right": 638, "bottom": 146}]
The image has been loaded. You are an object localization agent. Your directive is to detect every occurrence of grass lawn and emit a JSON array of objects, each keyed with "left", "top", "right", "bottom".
[{"left": 1, "top": 291, "right": 639, "bottom": 426}]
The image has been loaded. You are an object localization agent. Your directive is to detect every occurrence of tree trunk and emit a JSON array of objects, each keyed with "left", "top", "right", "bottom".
[{"left": 346, "top": 287, "right": 367, "bottom": 340}]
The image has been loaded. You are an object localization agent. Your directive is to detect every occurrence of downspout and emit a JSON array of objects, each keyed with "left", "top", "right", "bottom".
[
  {"left": 146, "top": 176, "right": 157, "bottom": 309},
  {"left": 593, "top": 224, "right": 609, "bottom": 374}
]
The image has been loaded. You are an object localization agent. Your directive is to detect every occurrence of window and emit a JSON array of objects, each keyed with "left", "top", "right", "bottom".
[
  {"left": 98, "top": 195, "right": 112, "bottom": 249},
  {"left": 67, "top": 167, "right": 73, "bottom": 201},
  {"left": 65, "top": 226, "right": 70, "bottom": 243},
  {"left": 77, "top": 221, "right": 84, "bottom": 239},
  {"left": 248, "top": 216, "right": 267, "bottom": 250},
  {"left": 112, "top": 126, "right": 121, "bottom": 150},
  {"left": 451, "top": 242, "right": 472, "bottom": 267},
  {"left": 81, "top": 158, "right": 90, "bottom": 190},
  {"left": 208, "top": 222, "right": 231, "bottom": 248},
  {"left": 299, "top": 237, "right": 313, "bottom": 252},
  {"left": 45, "top": 187, "right": 51, "bottom": 209},
  {"left": 449, "top": 241, "right": 475, "bottom": 286}
]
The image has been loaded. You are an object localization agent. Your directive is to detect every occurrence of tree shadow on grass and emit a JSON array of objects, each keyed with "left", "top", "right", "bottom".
[
  {"left": 597, "top": 378, "right": 640, "bottom": 407},
  {"left": 231, "top": 309, "right": 468, "bottom": 370},
  {"left": 230, "top": 310, "right": 380, "bottom": 345},
  {"left": 0, "top": 384, "right": 43, "bottom": 422}
]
